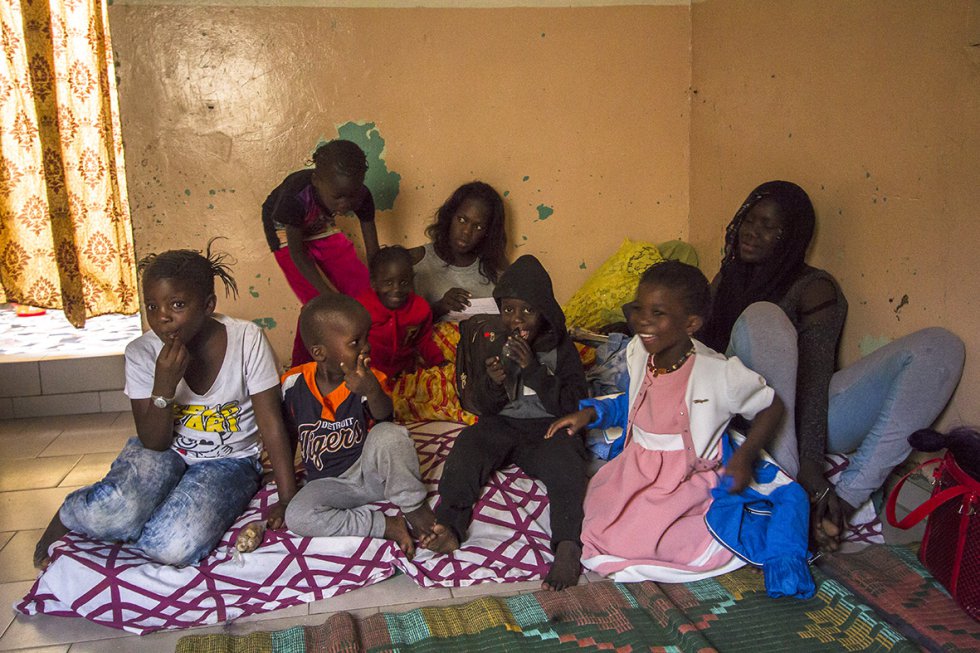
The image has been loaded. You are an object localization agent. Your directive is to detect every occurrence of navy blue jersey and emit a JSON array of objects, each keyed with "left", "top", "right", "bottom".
[{"left": 281, "top": 362, "right": 387, "bottom": 481}]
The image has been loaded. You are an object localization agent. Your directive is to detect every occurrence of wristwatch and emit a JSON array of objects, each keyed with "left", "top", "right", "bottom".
[{"left": 152, "top": 394, "right": 175, "bottom": 409}]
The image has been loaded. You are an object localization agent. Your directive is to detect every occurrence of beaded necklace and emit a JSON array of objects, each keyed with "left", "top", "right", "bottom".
[{"left": 647, "top": 343, "right": 696, "bottom": 377}]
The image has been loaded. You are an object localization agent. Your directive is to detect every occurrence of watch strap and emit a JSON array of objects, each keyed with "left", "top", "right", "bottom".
[{"left": 152, "top": 394, "right": 175, "bottom": 408}]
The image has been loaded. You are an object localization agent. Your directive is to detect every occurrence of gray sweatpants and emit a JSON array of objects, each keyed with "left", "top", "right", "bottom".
[{"left": 284, "top": 422, "right": 428, "bottom": 538}]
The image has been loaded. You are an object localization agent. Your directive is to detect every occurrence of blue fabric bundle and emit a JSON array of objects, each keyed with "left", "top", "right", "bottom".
[{"left": 706, "top": 434, "right": 816, "bottom": 599}]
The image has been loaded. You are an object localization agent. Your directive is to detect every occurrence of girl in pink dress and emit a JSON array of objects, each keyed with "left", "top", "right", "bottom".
[{"left": 547, "top": 261, "right": 784, "bottom": 582}]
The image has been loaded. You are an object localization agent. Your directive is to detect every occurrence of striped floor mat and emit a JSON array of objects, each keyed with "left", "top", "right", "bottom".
[{"left": 176, "top": 544, "right": 979, "bottom": 653}]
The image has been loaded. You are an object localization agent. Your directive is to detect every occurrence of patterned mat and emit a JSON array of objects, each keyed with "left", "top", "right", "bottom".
[
  {"left": 819, "top": 544, "right": 979, "bottom": 652},
  {"left": 17, "top": 421, "right": 555, "bottom": 634},
  {"left": 15, "top": 417, "right": 899, "bottom": 638},
  {"left": 176, "top": 545, "right": 979, "bottom": 653}
]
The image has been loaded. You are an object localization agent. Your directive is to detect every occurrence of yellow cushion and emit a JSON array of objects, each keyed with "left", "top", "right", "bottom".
[{"left": 563, "top": 238, "right": 665, "bottom": 331}]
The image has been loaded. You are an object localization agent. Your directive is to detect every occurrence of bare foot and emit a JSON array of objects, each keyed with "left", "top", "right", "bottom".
[
  {"left": 820, "top": 518, "right": 841, "bottom": 538},
  {"left": 404, "top": 503, "right": 437, "bottom": 540},
  {"left": 419, "top": 522, "right": 459, "bottom": 554},
  {"left": 384, "top": 514, "right": 415, "bottom": 559},
  {"left": 813, "top": 518, "right": 842, "bottom": 552},
  {"left": 542, "top": 541, "right": 582, "bottom": 591},
  {"left": 34, "top": 514, "right": 70, "bottom": 570},
  {"left": 235, "top": 520, "right": 267, "bottom": 553}
]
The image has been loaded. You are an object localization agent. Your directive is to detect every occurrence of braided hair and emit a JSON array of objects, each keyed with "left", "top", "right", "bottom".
[
  {"left": 138, "top": 237, "right": 238, "bottom": 300},
  {"left": 313, "top": 140, "right": 368, "bottom": 178},
  {"left": 369, "top": 244, "right": 413, "bottom": 279},
  {"left": 425, "top": 181, "right": 507, "bottom": 283},
  {"left": 700, "top": 181, "right": 815, "bottom": 351}
]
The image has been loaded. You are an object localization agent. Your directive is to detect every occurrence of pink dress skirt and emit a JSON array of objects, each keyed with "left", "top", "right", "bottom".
[{"left": 580, "top": 356, "right": 744, "bottom": 582}]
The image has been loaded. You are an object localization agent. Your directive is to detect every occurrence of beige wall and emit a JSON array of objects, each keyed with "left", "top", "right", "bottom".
[
  {"left": 689, "top": 0, "right": 979, "bottom": 428},
  {"left": 108, "top": 3, "right": 693, "bottom": 360},
  {"left": 109, "top": 1, "right": 977, "bottom": 427}
]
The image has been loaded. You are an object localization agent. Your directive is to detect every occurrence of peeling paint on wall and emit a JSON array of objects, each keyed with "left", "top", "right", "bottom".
[
  {"left": 252, "top": 317, "right": 277, "bottom": 330},
  {"left": 858, "top": 335, "right": 891, "bottom": 357},
  {"left": 535, "top": 204, "right": 554, "bottom": 221},
  {"left": 889, "top": 294, "right": 909, "bottom": 320},
  {"left": 335, "top": 122, "right": 401, "bottom": 211}
]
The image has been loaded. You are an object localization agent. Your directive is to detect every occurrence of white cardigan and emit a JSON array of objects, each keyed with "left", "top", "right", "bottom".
[{"left": 623, "top": 337, "right": 775, "bottom": 459}]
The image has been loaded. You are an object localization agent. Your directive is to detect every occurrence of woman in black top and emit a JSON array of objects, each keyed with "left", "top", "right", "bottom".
[{"left": 701, "top": 181, "right": 964, "bottom": 551}]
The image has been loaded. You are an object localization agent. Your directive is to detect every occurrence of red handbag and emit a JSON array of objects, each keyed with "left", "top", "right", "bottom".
[{"left": 887, "top": 452, "right": 979, "bottom": 621}]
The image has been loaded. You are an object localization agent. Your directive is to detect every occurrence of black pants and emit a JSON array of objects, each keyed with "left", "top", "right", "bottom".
[{"left": 435, "top": 414, "right": 588, "bottom": 548}]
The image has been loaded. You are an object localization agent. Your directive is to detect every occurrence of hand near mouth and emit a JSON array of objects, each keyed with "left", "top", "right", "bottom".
[
  {"left": 153, "top": 333, "right": 188, "bottom": 398},
  {"left": 341, "top": 351, "right": 381, "bottom": 397},
  {"left": 502, "top": 334, "right": 533, "bottom": 368}
]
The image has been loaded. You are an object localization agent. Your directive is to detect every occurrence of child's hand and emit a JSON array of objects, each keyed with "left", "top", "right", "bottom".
[
  {"left": 342, "top": 352, "right": 381, "bottom": 396},
  {"left": 267, "top": 501, "right": 287, "bottom": 530},
  {"left": 438, "top": 287, "right": 471, "bottom": 313},
  {"left": 502, "top": 335, "right": 534, "bottom": 369},
  {"left": 153, "top": 335, "right": 189, "bottom": 396},
  {"left": 724, "top": 449, "right": 754, "bottom": 493},
  {"left": 485, "top": 356, "right": 507, "bottom": 385},
  {"left": 545, "top": 408, "right": 596, "bottom": 439}
]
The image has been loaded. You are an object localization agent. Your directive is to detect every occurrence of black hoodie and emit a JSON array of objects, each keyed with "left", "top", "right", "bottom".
[{"left": 469, "top": 255, "right": 586, "bottom": 419}]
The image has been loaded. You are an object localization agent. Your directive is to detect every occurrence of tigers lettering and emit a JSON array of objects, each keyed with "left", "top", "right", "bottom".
[{"left": 298, "top": 417, "right": 366, "bottom": 471}]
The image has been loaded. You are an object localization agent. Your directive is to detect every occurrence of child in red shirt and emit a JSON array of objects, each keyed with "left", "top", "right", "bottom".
[{"left": 356, "top": 246, "right": 445, "bottom": 378}]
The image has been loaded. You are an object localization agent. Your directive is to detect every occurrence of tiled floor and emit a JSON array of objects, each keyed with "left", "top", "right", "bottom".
[{"left": 0, "top": 411, "right": 925, "bottom": 652}]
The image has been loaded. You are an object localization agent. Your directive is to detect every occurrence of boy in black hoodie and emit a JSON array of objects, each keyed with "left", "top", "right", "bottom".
[{"left": 420, "top": 255, "right": 589, "bottom": 591}]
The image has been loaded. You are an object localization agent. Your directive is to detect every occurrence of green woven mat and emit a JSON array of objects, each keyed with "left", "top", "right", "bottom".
[{"left": 178, "top": 545, "right": 979, "bottom": 653}]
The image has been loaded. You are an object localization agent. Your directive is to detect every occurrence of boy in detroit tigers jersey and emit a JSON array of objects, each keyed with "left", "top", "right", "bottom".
[{"left": 281, "top": 294, "right": 436, "bottom": 557}]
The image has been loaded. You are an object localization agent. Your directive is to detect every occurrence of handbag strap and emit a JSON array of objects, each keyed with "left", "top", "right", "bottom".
[{"left": 886, "top": 456, "right": 972, "bottom": 529}]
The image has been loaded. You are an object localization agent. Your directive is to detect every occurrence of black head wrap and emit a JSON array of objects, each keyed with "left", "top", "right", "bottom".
[{"left": 700, "top": 180, "right": 815, "bottom": 351}]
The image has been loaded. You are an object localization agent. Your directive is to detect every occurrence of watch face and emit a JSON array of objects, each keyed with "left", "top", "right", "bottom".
[{"left": 153, "top": 396, "right": 169, "bottom": 408}]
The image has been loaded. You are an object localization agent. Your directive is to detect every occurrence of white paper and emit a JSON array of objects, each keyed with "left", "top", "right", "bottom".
[{"left": 442, "top": 297, "right": 499, "bottom": 322}]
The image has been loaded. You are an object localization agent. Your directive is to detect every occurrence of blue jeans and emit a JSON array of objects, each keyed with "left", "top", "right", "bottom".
[
  {"left": 729, "top": 303, "right": 964, "bottom": 507},
  {"left": 59, "top": 437, "right": 261, "bottom": 566}
]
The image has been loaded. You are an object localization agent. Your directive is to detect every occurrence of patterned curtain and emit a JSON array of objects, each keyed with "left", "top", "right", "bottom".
[{"left": 0, "top": 0, "right": 137, "bottom": 327}]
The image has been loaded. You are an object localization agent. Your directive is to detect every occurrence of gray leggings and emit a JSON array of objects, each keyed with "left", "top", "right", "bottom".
[
  {"left": 284, "top": 422, "right": 427, "bottom": 538},
  {"left": 729, "top": 302, "right": 964, "bottom": 507}
]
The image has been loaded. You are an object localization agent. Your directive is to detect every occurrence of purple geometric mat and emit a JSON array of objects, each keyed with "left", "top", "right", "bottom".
[{"left": 17, "top": 421, "right": 554, "bottom": 634}]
